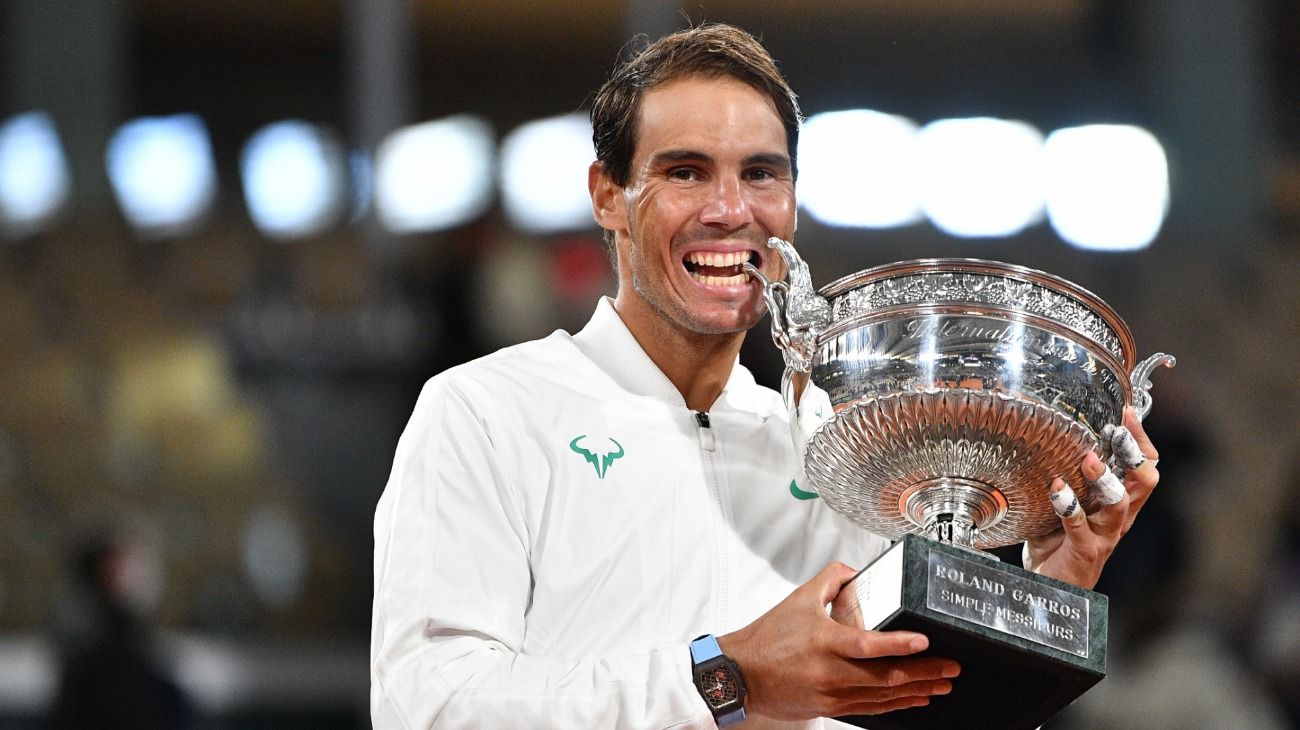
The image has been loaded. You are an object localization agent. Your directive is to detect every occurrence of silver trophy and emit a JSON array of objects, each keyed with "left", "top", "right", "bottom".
[
  {"left": 745, "top": 238, "right": 1174, "bottom": 729},
  {"left": 746, "top": 237, "right": 1173, "bottom": 548}
]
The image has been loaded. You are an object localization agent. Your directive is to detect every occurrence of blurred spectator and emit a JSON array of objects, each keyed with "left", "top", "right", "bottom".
[{"left": 47, "top": 531, "right": 194, "bottom": 730}]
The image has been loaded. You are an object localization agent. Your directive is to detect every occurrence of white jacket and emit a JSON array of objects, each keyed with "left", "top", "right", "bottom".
[{"left": 372, "top": 298, "right": 889, "bottom": 729}]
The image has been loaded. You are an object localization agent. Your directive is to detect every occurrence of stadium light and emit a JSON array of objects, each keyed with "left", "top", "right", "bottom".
[
  {"left": 241, "top": 120, "right": 347, "bottom": 240},
  {"left": 1044, "top": 125, "right": 1169, "bottom": 251},
  {"left": 0, "top": 112, "right": 71, "bottom": 238},
  {"left": 797, "top": 110, "right": 923, "bottom": 228},
  {"left": 917, "top": 117, "right": 1045, "bottom": 238},
  {"left": 106, "top": 114, "right": 217, "bottom": 238},
  {"left": 499, "top": 113, "right": 596, "bottom": 234},
  {"left": 374, "top": 115, "right": 494, "bottom": 234}
]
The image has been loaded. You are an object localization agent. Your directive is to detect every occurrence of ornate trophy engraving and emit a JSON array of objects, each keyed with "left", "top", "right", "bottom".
[{"left": 746, "top": 239, "right": 1174, "bottom": 730}]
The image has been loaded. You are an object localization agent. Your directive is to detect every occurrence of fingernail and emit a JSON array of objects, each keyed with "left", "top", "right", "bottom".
[
  {"left": 1049, "top": 480, "right": 1080, "bottom": 518},
  {"left": 1089, "top": 465, "right": 1126, "bottom": 505},
  {"left": 933, "top": 681, "right": 953, "bottom": 695},
  {"left": 1083, "top": 452, "right": 1106, "bottom": 479},
  {"left": 909, "top": 636, "right": 928, "bottom": 652},
  {"left": 942, "top": 663, "right": 961, "bottom": 678}
]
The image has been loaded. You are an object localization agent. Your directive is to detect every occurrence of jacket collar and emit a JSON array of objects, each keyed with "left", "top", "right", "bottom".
[{"left": 572, "top": 297, "right": 759, "bottom": 412}]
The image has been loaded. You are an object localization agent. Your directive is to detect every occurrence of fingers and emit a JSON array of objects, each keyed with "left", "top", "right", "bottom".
[
  {"left": 1108, "top": 422, "right": 1147, "bottom": 471},
  {"left": 1048, "top": 475, "right": 1096, "bottom": 545},
  {"left": 844, "top": 651, "right": 960, "bottom": 687},
  {"left": 834, "top": 630, "right": 960, "bottom": 683},
  {"left": 818, "top": 653, "right": 956, "bottom": 711},
  {"left": 1049, "top": 477, "right": 1083, "bottom": 520},
  {"left": 837, "top": 678, "right": 953, "bottom": 716},
  {"left": 1109, "top": 411, "right": 1159, "bottom": 489},
  {"left": 1104, "top": 410, "right": 1159, "bottom": 479},
  {"left": 1082, "top": 452, "right": 1131, "bottom": 539},
  {"left": 830, "top": 625, "right": 960, "bottom": 698},
  {"left": 830, "top": 619, "right": 929, "bottom": 659},
  {"left": 1085, "top": 457, "right": 1127, "bottom": 507},
  {"left": 807, "top": 626, "right": 960, "bottom": 717},
  {"left": 1115, "top": 408, "right": 1160, "bottom": 525},
  {"left": 1122, "top": 407, "right": 1160, "bottom": 462}
]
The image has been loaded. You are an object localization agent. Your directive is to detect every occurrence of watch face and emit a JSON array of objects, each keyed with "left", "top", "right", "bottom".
[{"left": 698, "top": 664, "right": 740, "bottom": 709}]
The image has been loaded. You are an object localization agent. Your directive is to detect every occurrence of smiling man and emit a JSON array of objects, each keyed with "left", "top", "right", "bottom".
[
  {"left": 592, "top": 72, "right": 795, "bottom": 411},
  {"left": 371, "top": 23, "right": 1160, "bottom": 729}
]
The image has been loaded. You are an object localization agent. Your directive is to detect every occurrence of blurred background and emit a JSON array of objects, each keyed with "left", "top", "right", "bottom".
[{"left": 0, "top": 1, "right": 1297, "bottom": 728}]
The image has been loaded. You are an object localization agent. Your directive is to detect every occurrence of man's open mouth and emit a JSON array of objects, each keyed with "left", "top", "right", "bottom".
[{"left": 683, "top": 251, "right": 759, "bottom": 286}]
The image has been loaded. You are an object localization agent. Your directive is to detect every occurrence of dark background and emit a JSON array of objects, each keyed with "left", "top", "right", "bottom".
[{"left": 1, "top": 1, "right": 1297, "bottom": 727}]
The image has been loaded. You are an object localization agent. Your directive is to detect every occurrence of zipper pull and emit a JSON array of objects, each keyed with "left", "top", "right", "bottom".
[{"left": 695, "top": 411, "right": 716, "bottom": 452}]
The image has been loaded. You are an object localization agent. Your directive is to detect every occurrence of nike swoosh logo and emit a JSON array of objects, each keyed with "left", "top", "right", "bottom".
[{"left": 789, "top": 480, "right": 819, "bottom": 500}]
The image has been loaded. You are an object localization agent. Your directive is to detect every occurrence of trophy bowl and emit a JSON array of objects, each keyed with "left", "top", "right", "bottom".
[{"left": 749, "top": 239, "right": 1174, "bottom": 550}]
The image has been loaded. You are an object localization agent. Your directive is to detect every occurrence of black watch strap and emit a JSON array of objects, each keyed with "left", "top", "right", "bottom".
[{"left": 690, "top": 634, "right": 747, "bottom": 727}]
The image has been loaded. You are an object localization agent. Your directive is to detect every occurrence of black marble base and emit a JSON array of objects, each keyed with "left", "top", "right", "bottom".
[{"left": 833, "top": 534, "right": 1107, "bottom": 730}]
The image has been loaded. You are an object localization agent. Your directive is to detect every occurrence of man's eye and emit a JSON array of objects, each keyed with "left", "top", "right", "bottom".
[
  {"left": 668, "top": 168, "right": 698, "bottom": 181},
  {"left": 746, "top": 169, "right": 774, "bottom": 181}
]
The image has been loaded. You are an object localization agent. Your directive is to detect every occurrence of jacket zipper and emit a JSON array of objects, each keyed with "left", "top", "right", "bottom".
[
  {"left": 695, "top": 411, "right": 716, "bottom": 451},
  {"left": 694, "top": 410, "right": 727, "bottom": 628}
]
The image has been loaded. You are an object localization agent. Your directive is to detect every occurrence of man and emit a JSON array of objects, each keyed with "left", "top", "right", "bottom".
[{"left": 371, "top": 23, "right": 1160, "bottom": 729}]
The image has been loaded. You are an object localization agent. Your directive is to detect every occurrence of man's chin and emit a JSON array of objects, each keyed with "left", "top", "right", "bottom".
[{"left": 685, "top": 309, "right": 764, "bottom": 337}]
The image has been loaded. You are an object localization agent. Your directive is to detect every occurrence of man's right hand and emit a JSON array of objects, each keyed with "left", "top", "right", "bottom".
[{"left": 717, "top": 562, "right": 960, "bottom": 721}]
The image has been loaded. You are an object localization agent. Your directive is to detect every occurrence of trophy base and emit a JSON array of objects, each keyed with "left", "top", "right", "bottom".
[{"left": 831, "top": 534, "right": 1107, "bottom": 730}]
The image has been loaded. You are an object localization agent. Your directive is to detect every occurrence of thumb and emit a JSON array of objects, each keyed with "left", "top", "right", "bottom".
[{"left": 811, "top": 561, "right": 863, "bottom": 605}]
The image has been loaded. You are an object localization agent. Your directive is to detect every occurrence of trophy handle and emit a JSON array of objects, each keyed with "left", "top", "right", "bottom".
[
  {"left": 1129, "top": 352, "right": 1176, "bottom": 421},
  {"left": 742, "top": 237, "right": 831, "bottom": 373}
]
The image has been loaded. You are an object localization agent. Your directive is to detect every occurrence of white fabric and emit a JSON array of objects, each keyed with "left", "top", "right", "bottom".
[{"left": 372, "top": 297, "right": 890, "bottom": 729}]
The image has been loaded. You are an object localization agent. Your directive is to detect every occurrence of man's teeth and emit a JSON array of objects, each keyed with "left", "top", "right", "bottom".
[
  {"left": 685, "top": 251, "right": 750, "bottom": 267},
  {"left": 684, "top": 250, "right": 755, "bottom": 285},
  {"left": 690, "top": 272, "right": 749, "bottom": 286}
]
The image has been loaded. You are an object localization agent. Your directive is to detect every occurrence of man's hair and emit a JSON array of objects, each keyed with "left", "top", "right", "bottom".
[{"left": 590, "top": 23, "right": 802, "bottom": 189}]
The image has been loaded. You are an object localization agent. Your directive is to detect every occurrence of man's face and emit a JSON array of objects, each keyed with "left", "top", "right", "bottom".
[{"left": 596, "top": 75, "right": 796, "bottom": 338}]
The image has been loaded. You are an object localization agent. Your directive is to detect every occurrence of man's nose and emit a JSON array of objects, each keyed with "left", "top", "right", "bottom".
[{"left": 699, "top": 175, "right": 754, "bottom": 228}]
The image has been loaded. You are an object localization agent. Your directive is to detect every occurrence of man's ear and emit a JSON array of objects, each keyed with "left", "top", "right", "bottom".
[{"left": 589, "top": 162, "right": 627, "bottom": 232}]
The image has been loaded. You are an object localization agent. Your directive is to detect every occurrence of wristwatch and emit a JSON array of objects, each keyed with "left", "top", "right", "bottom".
[{"left": 690, "top": 634, "right": 747, "bottom": 727}]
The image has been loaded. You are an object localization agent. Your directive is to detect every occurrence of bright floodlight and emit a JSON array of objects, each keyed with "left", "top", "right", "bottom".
[
  {"left": 499, "top": 113, "right": 595, "bottom": 234},
  {"left": 241, "top": 120, "right": 346, "bottom": 239},
  {"left": 917, "top": 117, "right": 1045, "bottom": 237},
  {"left": 798, "top": 110, "right": 923, "bottom": 228},
  {"left": 374, "top": 115, "right": 494, "bottom": 233},
  {"left": 1044, "top": 125, "right": 1169, "bottom": 251},
  {"left": 106, "top": 114, "right": 217, "bottom": 237},
  {"left": 0, "top": 112, "right": 71, "bottom": 238}
]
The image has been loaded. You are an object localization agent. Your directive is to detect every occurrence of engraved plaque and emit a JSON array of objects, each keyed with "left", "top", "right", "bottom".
[
  {"left": 925, "top": 551, "right": 1090, "bottom": 658},
  {"left": 833, "top": 535, "right": 1107, "bottom": 730}
]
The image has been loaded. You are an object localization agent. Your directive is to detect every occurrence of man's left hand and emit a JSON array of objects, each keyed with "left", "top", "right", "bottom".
[{"left": 1023, "top": 407, "right": 1160, "bottom": 590}]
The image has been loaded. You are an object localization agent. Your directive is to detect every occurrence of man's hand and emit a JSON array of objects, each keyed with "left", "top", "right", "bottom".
[
  {"left": 1024, "top": 407, "right": 1161, "bottom": 589},
  {"left": 717, "top": 562, "right": 960, "bottom": 720}
]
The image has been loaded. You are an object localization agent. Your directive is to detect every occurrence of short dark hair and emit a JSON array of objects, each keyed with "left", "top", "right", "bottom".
[{"left": 590, "top": 23, "right": 802, "bottom": 188}]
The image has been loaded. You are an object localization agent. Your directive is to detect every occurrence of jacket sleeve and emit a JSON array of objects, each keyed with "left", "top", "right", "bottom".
[{"left": 370, "top": 374, "right": 714, "bottom": 729}]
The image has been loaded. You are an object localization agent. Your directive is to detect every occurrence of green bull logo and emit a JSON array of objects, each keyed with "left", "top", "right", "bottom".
[{"left": 569, "top": 435, "right": 625, "bottom": 479}]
